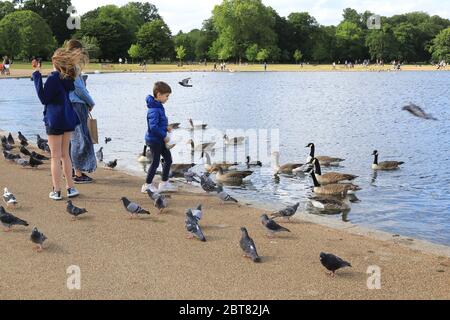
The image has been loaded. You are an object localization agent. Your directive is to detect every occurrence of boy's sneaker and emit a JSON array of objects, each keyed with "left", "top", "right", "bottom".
[
  {"left": 158, "top": 181, "right": 177, "bottom": 193},
  {"left": 67, "top": 187, "right": 80, "bottom": 198},
  {"left": 141, "top": 183, "right": 158, "bottom": 194},
  {"left": 49, "top": 190, "right": 62, "bottom": 201},
  {"left": 74, "top": 174, "right": 93, "bottom": 184}
]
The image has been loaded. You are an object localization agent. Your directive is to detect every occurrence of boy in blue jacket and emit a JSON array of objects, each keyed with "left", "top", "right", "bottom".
[{"left": 141, "top": 82, "right": 176, "bottom": 193}]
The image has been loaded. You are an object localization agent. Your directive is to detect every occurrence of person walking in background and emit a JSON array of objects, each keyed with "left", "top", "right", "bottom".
[
  {"left": 32, "top": 48, "right": 83, "bottom": 200},
  {"left": 65, "top": 39, "right": 97, "bottom": 184},
  {"left": 3, "top": 56, "right": 11, "bottom": 75}
]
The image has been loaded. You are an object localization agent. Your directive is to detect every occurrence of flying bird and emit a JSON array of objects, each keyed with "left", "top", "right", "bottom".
[
  {"left": 260, "top": 214, "right": 290, "bottom": 237},
  {"left": 320, "top": 252, "right": 352, "bottom": 277},
  {"left": 402, "top": 103, "right": 437, "bottom": 120},
  {"left": 3, "top": 188, "right": 18, "bottom": 207},
  {"left": 66, "top": 200, "right": 88, "bottom": 220},
  {"left": 179, "top": 77, "right": 193, "bottom": 87},
  {"left": 121, "top": 197, "right": 150, "bottom": 218},
  {"left": 30, "top": 227, "right": 47, "bottom": 252},
  {"left": 240, "top": 227, "right": 260, "bottom": 262},
  {"left": 0, "top": 206, "right": 29, "bottom": 231},
  {"left": 185, "top": 209, "right": 206, "bottom": 241}
]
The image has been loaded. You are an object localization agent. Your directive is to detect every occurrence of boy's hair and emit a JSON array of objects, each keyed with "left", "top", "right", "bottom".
[{"left": 153, "top": 81, "right": 172, "bottom": 97}]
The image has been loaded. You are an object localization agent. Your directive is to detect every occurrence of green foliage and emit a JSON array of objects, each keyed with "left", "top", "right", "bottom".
[
  {"left": 0, "top": 1, "right": 15, "bottom": 20},
  {"left": 246, "top": 44, "right": 258, "bottom": 62},
  {"left": 256, "top": 48, "right": 269, "bottom": 62},
  {"left": 136, "top": 19, "right": 173, "bottom": 63},
  {"left": 293, "top": 49, "right": 302, "bottom": 62},
  {"left": 80, "top": 36, "right": 101, "bottom": 60},
  {"left": 429, "top": 27, "right": 450, "bottom": 61},
  {"left": 175, "top": 45, "right": 186, "bottom": 63}
]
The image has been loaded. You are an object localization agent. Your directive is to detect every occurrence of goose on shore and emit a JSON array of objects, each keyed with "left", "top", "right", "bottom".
[
  {"left": 189, "top": 119, "right": 208, "bottom": 130},
  {"left": 161, "top": 158, "right": 196, "bottom": 177},
  {"left": 137, "top": 145, "right": 152, "bottom": 163},
  {"left": 311, "top": 158, "right": 358, "bottom": 184},
  {"left": 187, "top": 139, "right": 215, "bottom": 152},
  {"left": 309, "top": 196, "right": 351, "bottom": 211},
  {"left": 223, "top": 134, "right": 245, "bottom": 145},
  {"left": 272, "top": 152, "right": 304, "bottom": 175},
  {"left": 211, "top": 166, "right": 253, "bottom": 185},
  {"left": 372, "top": 150, "right": 404, "bottom": 170},
  {"left": 306, "top": 143, "right": 345, "bottom": 166},
  {"left": 310, "top": 171, "right": 361, "bottom": 196}
]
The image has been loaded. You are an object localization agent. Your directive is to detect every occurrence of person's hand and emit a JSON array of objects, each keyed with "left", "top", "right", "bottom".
[
  {"left": 88, "top": 105, "right": 93, "bottom": 112},
  {"left": 32, "top": 59, "right": 41, "bottom": 73}
]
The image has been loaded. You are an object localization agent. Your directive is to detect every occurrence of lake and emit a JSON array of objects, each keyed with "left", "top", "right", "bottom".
[{"left": 1, "top": 71, "right": 449, "bottom": 245}]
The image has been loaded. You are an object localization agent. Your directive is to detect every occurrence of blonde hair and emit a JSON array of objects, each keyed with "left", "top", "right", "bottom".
[{"left": 52, "top": 48, "right": 87, "bottom": 80}]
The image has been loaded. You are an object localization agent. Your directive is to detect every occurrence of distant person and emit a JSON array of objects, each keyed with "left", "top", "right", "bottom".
[
  {"left": 65, "top": 39, "right": 97, "bottom": 184},
  {"left": 332, "top": 62, "right": 336, "bottom": 70},
  {"left": 3, "top": 56, "right": 11, "bottom": 75},
  {"left": 213, "top": 63, "right": 217, "bottom": 71},
  {"left": 141, "top": 81, "right": 176, "bottom": 194},
  {"left": 32, "top": 48, "right": 82, "bottom": 200},
  {"left": 264, "top": 62, "right": 267, "bottom": 71}
]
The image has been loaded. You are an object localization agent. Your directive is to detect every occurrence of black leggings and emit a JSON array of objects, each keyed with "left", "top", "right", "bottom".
[{"left": 146, "top": 142, "right": 172, "bottom": 184}]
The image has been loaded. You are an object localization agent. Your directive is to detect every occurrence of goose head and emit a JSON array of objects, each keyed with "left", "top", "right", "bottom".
[{"left": 372, "top": 150, "right": 379, "bottom": 156}]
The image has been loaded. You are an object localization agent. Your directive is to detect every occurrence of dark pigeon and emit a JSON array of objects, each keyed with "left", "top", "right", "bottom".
[
  {"left": 66, "top": 200, "right": 88, "bottom": 219},
  {"left": 31, "top": 151, "right": 49, "bottom": 161},
  {"left": 260, "top": 214, "right": 290, "bottom": 237},
  {"left": 185, "top": 209, "right": 206, "bottom": 241},
  {"left": 240, "top": 227, "right": 260, "bottom": 262},
  {"left": 147, "top": 190, "right": 168, "bottom": 213},
  {"left": 7, "top": 133, "right": 15, "bottom": 145},
  {"left": 96, "top": 147, "right": 104, "bottom": 162},
  {"left": 20, "top": 146, "right": 32, "bottom": 157},
  {"left": 320, "top": 252, "right": 352, "bottom": 276},
  {"left": 3, "top": 150, "right": 21, "bottom": 161},
  {"left": 200, "top": 173, "right": 220, "bottom": 193},
  {"left": 29, "top": 156, "right": 43, "bottom": 168},
  {"left": 105, "top": 137, "right": 112, "bottom": 144},
  {"left": 30, "top": 227, "right": 47, "bottom": 252},
  {"left": 106, "top": 159, "right": 117, "bottom": 169},
  {"left": 18, "top": 131, "right": 28, "bottom": 145},
  {"left": 0, "top": 206, "right": 29, "bottom": 231}
]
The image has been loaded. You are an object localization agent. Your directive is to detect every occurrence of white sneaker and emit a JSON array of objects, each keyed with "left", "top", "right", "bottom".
[
  {"left": 49, "top": 190, "right": 62, "bottom": 201},
  {"left": 158, "top": 181, "right": 177, "bottom": 193},
  {"left": 141, "top": 183, "right": 158, "bottom": 194}
]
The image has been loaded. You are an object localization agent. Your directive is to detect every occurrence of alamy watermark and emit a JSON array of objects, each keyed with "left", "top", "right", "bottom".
[
  {"left": 66, "top": 6, "right": 81, "bottom": 30},
  {"left": 67, "top": 265, "right": 81, "bottom": 290},
  {"left": 367, "top": 265, "right": 381, "bottom": 289},
  {"left": 367, "top": 15, "right": 381, "bottom": 30}
]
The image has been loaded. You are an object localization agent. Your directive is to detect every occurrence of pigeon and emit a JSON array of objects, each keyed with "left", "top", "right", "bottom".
[
  {"left": 20, "top": 146, "right": 32, "bottom": 156},
  {"left": 18, "top": 131, "right": 28, "bottom": 145},
  {"left": 7, "top": 133, "right": 15, "bottom": 145},
  {"left": 20, "top": 139, "right": 29, "bottom": 147},
  {"left": 0, "top": 136, "right": 6, "bottom": 144},
  {"left": 31, "top": 151, "right": 49, "bottom": 161},
  {"left": 3, "top": 150, "right": 21, "bottom": 161},
  {"left": 200, "top": 173, "right": 220, "bottom": 193},
  {"left": 240, "top": 227, "right": 260, "bottom": 262},
  {"left": 146, "top": 190, "right": 167, "bottom": 213},
  {"left": 96, "top": 147, "right": 104, "bottom": 162},
  {"left": 260, "top": 214, "right": 290, "bottom": 237},
  {"left": 66, "top": 200, "right": 88, "bottom": 220},
  {"left": 184, "top": 171, "right": 200, "bottom": 184},
  {"left": 320, "top": 252, "right": 352, "bottom": 277},
  {"left": 185, "top": 209, "right": 206, "bottom": 241},
  {"left": 270, "top": 202, "right": 300, "bottom": 221},
  {"left": 216, "top": 186, "right": 238, "bottom": 204},
  {"left": 121, "top": 197, "right": 150, "bottom": 218},
  {"left": 105, "top": 137, "right": 112, "bottom": 144},
  {"left": 2, "top": 142, "right": 15, "bottom": 151},
  {"left": 36, "top": 134, "right": 48, "bottom": 145},
  {"left": 30, "top": 227, "right": 47, "bottom": 252},
  {"left": 191, "top": 204, "right": 203, "bottom": 221},
  {"left": 3, "top": 188, "right": 18, "bottom": 207},
  {"left": 0, "top": 206, "right": 29, "bottom": 231},
  {"left": 29, "top": 156, "right": 43, "bottom": 168},
  {"left": 14, "top": 158, "right": 30, "bottom": 167},
  {"left": 179, "top": 77, "right": 193, "bottom": 87},
  {"left": 402, "top": 103, "right": 437, "bottom": 120},
  {"left": 106, "top": 159, "right": 117, "bottom": 169}
]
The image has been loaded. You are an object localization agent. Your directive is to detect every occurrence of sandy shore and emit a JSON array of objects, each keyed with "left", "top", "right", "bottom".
[{"left": 0, "top": 139, "right": 449, "bottom": 300}]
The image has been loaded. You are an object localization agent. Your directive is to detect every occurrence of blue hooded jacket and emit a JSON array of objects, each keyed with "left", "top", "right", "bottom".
[
  {"left": 33, "top": 71, "right": 80, "bottom": 131},
  {"left": 145, "top": 95, "right": 168, "bottom": 145}
]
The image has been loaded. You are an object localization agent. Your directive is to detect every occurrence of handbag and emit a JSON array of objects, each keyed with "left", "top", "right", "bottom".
[{"left": 87, "top": 112, "right": 98, "bottom": 144}]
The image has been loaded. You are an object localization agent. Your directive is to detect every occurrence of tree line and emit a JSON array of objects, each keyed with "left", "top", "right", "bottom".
[{"left": 0, "top": 0, "right": 449, "bottom": 64}]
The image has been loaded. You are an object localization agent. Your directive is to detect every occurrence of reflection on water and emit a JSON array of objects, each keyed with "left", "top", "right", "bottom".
[{"left": 1, "top": 71, "right": 449, "bottom": 245}]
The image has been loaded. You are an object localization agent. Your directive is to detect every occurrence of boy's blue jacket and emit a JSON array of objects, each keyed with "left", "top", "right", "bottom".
[
  {"left": 145, "top": 95, "right": 168, "bottom": 145},
  {"left": 33, "top": 71, "right": 80, "bottom": 131}
]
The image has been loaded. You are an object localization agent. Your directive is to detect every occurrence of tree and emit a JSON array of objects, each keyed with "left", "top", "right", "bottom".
[
  {"left": 196, "top": 19, "right": 217, "bottom": 61},
  {"left": 22, "top": 0, "right": 73, "bottom": 44},
  {"left": 0, "top": 1, "right": 15, "bottom": 20},
  {"left": 365, "top": 22, "right": 400, "bottom": 61},
  {"left": 293, "top": 49, "right": 302, "bottom": 63},
  {"left": 80, "top": 36, "right": 101, "bottom": 60},
  {"left": 136, "top": 19, "right": 173, "bottom": 63},
  {"left": 335, "top": 21, "right": 365, "bottom": 60},
  {"left": 256, "top": 48, "right": 269, "bottom": 62},
  {"left": 128, "top": 44, "right": 143, "bottom": 63},
  {"left": 0, "top": 10, "right": 56, "bottom": 59},
  {"left": 122, "top": 2, "right": 160, "bottom": 23},
  {"left": 311, "top": 25, "right": 336, "bottom": 62},
  {"left": 175, "top": 45, "right": 186, "bottom": 65},
  {"left": 245, "top": 44, "right": 258, "bottom": 62},
  {"left": 287, "top": 12, "right": 319, "bottom": 60},
  {"left": 429, "top": 27, "right": 450, "bottom": 62}
]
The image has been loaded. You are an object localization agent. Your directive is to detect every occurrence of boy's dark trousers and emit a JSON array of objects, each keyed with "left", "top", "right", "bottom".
[{"left": 146, "top": 142, "right": 173, "bottom": 184}]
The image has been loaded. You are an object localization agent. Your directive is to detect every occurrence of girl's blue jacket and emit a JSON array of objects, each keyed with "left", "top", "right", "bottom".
[
  {"left": 145, "top": 95, "right": 168, "bottom": 145},
  {"left": 33, "top": 71, "right": 80, "bottom": 131}
]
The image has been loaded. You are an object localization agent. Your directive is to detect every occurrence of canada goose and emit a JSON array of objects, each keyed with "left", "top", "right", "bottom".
[
  {"left": 309, "top": 196, "right": 351, "bottom": 211},
  {"left": 246, "top": 156, "right": 262, "bottom": 168},
  {"left": 312, "top": 158, "right": 358, "bottom": 184},
  {"left": 306, "top": 143, "right": 345, "bottom": 166},
  {"left": 310, "top": 171, "right": 361, "bottom": 196},
  {"left": 212, "top": 166, "right": 253, "bottom": 185},
  {"left": 137, "top": 145, "right": 151, "bottom": 163},
  {"left": 189, "top": 119, "right": 208, "bottom": 130},
  {"left": 223, "top": 134, "right": 245, "bottom": 145},
  {"left": 187, "top": 139, "right": 215, "bottom": 152},
  {"left": 272, "top": 152, "right": 304, "bottom": 175},
  {"left": 202, "top": 152, "right": 237, "bottom": 173},
  {"left": 161, "top": 158, "right": 196, "bottom": 177},
  {"left": 372, "top": 150, "right": 404, "bottom": 170}
]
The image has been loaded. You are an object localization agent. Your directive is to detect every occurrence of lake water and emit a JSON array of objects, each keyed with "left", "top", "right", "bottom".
[{"left": 1, "top": 71, "right": 449, "bottom": 245}]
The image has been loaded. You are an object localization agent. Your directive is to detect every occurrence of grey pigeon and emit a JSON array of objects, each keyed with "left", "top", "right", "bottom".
[
  {"left": 179, "top": 78, "right": 193, "bottom": 87},
  {"left": 200, "top": 173, "right": 220, "bottom": 193},
  {"left": 240, "top": 227, "right": 260, "bottom": 262},
  {"left": 3, "top": 150, "right": 21, "bottom": 160},
  {"left": 271, "top": 202, "right": 300, "bottom": 221},
  {"left": 3, "top": 188, "right": 18, "bottom": 207},
  {"left": 20, "top": 146, "right": 32, "bottom": 156},
  {"left": 29, "top": 156, "right": 43, "bottom": 168},
  {"left": 192, "top": 204, "right": 203, "bottom": 221},
  {"left": 0, "top": 136, "right": 6, "bottom": 144},
  {"left": 146, "top": 190, "right": 167, "bottom": 213},
  {"left": 18, "top": 131, "right": 28, "bottom": 145},
  {"left": 185, "top": 209, "right": 206, "bottom": 241},
  {"left": 14, "top": 158, "right": 29, "bottom": 167},
  {"left": 402, "top": 103, "right": 437, "bottom": 120},
  {"left": 121, "top": 197, "right": 150, "bottom": 218},
  {"left": 0, "top": 206, "right": 29, "bottom": 231},
  {"left": 2, "top": 142, "right": 15, "bottom": 151},
  {"left": 216, "top": 186, "right": 238, "bottom": 204},
  {"left": 260, "top": 214, "right": 290, "bottom": 237},
  {"left": 30, "top": 227, "right": 47, "bottom": 252},
  {"left": 106, "top": 159, "right": 117, "bottom": 169},
  {"left": 66, "top": 200, "right": 88, "bottom": 220},
  {"left": 184, "top": 171, "right": 200, "bottom": 184},
  {"left": 320, "top": 252, "right": 352, "bottom": 277},
  {"left": 96, "top": 147, "right": 104, "bottom": 162},
  {"left": 36, "top": 134, "right": 48, "bottom": 145},
  {"left": 7, "top": 133, "right": 15, "bottom": 145}
]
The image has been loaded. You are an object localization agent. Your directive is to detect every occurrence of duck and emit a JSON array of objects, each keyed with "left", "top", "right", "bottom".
[
  {"left": 246, "top": 156, "right": 262, "bottom": 168},
  {"left": 189, "top": 118, "right": 208, "bottom": 130},
  {"left": 271, "top": 152, "right": 304, "bottom": 175},
  {"left": 202, "top": 152, "right": 237, "bottom": 173},
  {"left": 310, "top": 171, "right": 361, "bottom": 196},
  {"left": 137, "top": 145, "right": 152, "bottom": 163},
  {"left": 187, "top": 139, "right": 216, "bottom": 152},
  {"left": 309, "top": 195, "right": 351, "bottom": 211},
  {"left": 311, "top": 158, "right": 358, "bottom": 184},
  {"left": 305, "top": 143, "right": 345, "bottom": 166},
  {"left": 371, "top": 150, "right": 404, "bottom": 170},
  {"left": 223, "top": 134, "right": 245, "bottom": 145},
  {"left": 211, "top": 166, "right": 253, "bottom": 185}
]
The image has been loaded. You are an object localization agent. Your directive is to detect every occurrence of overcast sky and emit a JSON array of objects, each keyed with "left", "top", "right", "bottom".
[{"left": 40, "top": 0, "right": 450, "bottom": 33}]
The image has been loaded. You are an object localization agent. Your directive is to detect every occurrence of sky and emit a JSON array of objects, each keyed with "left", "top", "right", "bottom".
[{"left": 21, "top": 0, "right": 450, "bottom": 33}]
